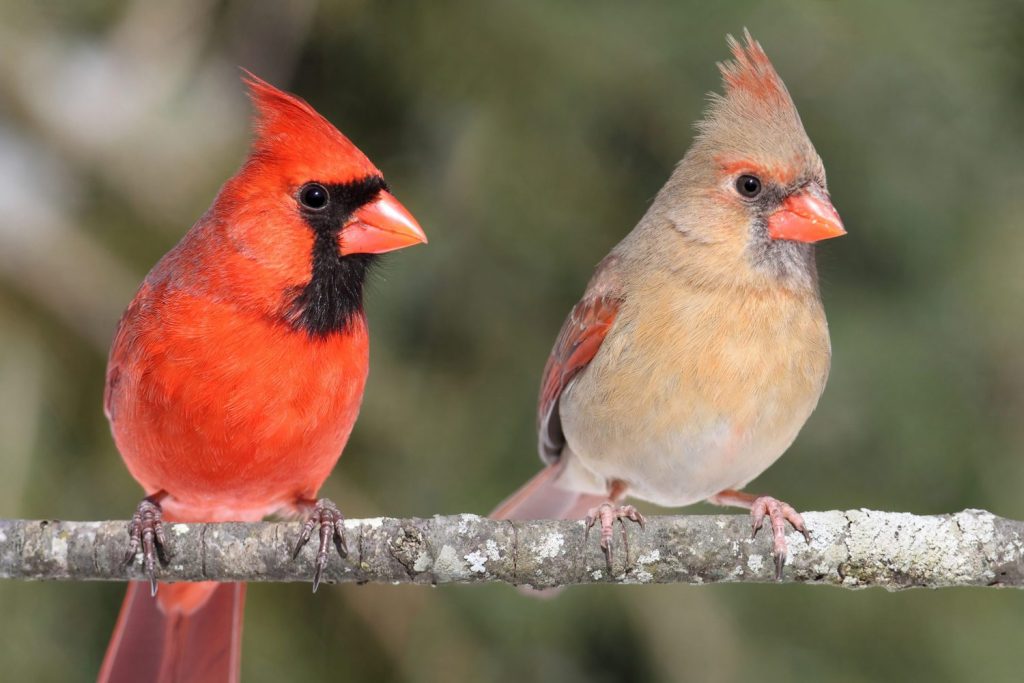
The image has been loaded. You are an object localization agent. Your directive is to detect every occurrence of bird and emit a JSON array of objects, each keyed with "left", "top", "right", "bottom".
[
  {"left": 492, "top": 31, "right": 845, "bottom": 581},
  {"left": 98, "top": 73, "right": 426, "bottom": 682}
]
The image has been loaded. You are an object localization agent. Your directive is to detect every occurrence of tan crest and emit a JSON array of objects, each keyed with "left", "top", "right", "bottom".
[
  {"left": 717, "top": 29, "right": 791, "bottom": 106},
  {"left": 689, "top": 30, "right": 818, "bottom": 187}
]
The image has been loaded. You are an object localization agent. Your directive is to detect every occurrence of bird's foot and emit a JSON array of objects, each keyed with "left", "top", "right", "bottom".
[
  {"left": 749, "top": 496, "right": 810, "bottom": 580},
  {"left": 292, "top": 498, "right": 348, "bottom": 592},
  {"left": 122, "top": 496, "right": 169, "bottom": 596},
  {"left": 585, "top": 503, "right": 645, "bottom": 569}
]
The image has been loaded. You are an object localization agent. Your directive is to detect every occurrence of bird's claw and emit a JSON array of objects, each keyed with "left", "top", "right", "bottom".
[
  {"left": 749, "top": 496, "right": 809, "bottom": 580},
  {"left": 122, "top": 497, "right": 169, "bottom": 596},
  {"left": 585, "top": 503, "right": 646, "bottom": 570},
  {"left": 292, "top": 498, "right": 347, "bottom": 592}
]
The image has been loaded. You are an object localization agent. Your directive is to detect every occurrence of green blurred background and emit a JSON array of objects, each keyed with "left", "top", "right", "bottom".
[{"left": 1, "top": 1, "right": 1023, "bottom": 681}]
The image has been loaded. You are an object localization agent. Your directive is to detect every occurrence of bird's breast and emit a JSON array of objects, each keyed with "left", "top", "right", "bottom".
[
  {"left": 559, "top": 280, "right": 830, "bottom": 506},
  {"left": 106, "top": 289, "right": 370, "bottom": 521}
]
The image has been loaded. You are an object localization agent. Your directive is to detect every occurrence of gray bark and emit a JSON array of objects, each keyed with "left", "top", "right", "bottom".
[{"left": 1, "top": 510, "right": 1022, "bottom": 589}]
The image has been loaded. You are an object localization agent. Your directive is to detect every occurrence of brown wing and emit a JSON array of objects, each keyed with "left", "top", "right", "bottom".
[{"left": 537, "top": 255, "right": 623, "bottom": 464}]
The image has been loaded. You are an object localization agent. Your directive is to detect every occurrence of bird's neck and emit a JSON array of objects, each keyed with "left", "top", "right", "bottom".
[
  {"left": 625, "top": 220, "right": 821, "bottom": 297},
  {"left": 745, "top": 237, "right": 819, "bottom": 293},
  {"left": 287, "top": 245, "right": 375, "bottom": 337}
]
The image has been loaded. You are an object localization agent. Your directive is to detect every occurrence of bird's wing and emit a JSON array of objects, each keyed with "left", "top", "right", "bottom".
[
  {"left": 103, "top": 289, "right": 146, "bottom": 423},
  {"left": 537, "top": 255, "right": 623, "bottom": 464}
]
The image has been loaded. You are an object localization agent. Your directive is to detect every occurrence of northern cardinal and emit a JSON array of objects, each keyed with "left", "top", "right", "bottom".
[
  {"left": 99, "top": 74, "right": 426, "bottom": 682},
  {"left": 493, "top": 32, "right": 844, "bottom": 578}
]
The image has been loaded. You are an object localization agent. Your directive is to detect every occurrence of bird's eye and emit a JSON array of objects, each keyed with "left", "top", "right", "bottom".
[
  {"left": 299, "top": 183, "right": 329, "bottom": 210},
  {"left": 735, "top": 175, "right": 762, "bottom": 198}
]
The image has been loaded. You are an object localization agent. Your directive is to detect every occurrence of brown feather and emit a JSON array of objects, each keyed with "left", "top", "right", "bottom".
[
  {"left": 537, "top": 255, "right": 623, "bottom": 463},
  {"left": 500, "top": 32, "right": 838, "bottom": 514}
]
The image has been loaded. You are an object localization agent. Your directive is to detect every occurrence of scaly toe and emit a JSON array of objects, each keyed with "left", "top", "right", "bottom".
[
  {"left": 583, "top": 503, "right": 645, "bottom": 571},
  {"left": 293, "top": 498, "right": 347, "bottom": 592},
  {"left": 747, "top": 495, "right": 809, "bottom": 581}
]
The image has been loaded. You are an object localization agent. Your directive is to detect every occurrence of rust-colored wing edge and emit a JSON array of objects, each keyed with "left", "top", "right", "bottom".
[{"left": 537, "top": 255, "right": 622, "bottom": 464}]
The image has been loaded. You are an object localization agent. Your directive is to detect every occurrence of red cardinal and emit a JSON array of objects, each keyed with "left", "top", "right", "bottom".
[
  {"left": 493, "top": 32, "right": 844, "bottom": 578},
  {"left": 99, "top": 74, "right": 426, "bottom": 682}
]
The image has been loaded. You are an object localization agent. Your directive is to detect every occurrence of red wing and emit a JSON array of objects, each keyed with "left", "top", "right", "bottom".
[
  {"left": 103, "top": 285, "right": 150, "bottom": 422},
  {"left": 537, "top": 256, "right": 622, "bottom": 464}
]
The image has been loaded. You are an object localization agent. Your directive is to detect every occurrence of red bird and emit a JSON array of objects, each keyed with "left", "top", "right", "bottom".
[
  {"left": 493, "top": 32, "right": 845, "bottom": 578},
  {"left": 99, "top": 74, "right": 426, "bottom": 682}
]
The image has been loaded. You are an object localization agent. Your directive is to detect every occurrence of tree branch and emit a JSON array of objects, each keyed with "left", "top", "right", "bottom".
[{"left": 1, "top": 510, "right": 1022, "bottom": 589}]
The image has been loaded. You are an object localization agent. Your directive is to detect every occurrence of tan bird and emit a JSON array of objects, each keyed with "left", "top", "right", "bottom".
[{"left": 493, "top": 31, "right": 845, "bottom": 578}]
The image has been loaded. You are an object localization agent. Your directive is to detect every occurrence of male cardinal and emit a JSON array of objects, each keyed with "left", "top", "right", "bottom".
[
  {"left": 98, "top": 74, "right": 426, "bottom": 682},
  {"left": 493, "top": 32, "right": 845, "bottom": 579}
]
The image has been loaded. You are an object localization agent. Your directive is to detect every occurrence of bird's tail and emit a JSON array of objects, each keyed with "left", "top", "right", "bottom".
[
  {"left": 491, "top": 461, "right": 604, "bottom": 522},
  {"left": 98, "top": 581, "right": 246, "bottom": 683},
  {"left": 491, "top": 462, "right": 605, "bottom": 598}
]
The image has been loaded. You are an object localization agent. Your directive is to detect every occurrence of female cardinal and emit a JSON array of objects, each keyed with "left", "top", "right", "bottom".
[
  {"left": 99, "top": 74, "right": 426, "bottom": 682},
  {"left": 493, "top": 32, "right": 845, "bottom": 579}
]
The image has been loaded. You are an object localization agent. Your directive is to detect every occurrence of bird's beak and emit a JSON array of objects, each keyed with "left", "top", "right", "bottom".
[
  {"left": 341, "top": 191, "right": 428, "bottom": 255},
  {"left": 767, "top": 182, "right": 846, "bottom": 243}
]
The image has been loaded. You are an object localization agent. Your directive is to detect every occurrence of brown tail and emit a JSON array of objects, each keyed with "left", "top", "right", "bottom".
[
  {"left": 491, "top": 462, "right": 604, "bottom": 522},
  {"left": 98, "top": 581, "right": 246, "bottom": 683}
]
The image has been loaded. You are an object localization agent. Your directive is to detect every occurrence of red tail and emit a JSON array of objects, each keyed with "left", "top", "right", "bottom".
[
  {"left": 98, "top": 582, "right": 246, "bottom": 683},
  {"left": 491, "top": 462, "right": 604, "bottom": 522}
]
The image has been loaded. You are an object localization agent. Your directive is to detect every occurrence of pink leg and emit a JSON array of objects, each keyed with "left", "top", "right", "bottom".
[
  {"left": 709, "top": 489, "right": 810, "bottom": 580},
  {"left": 585, "top": 480, "right": 645, "bottom": 569}
]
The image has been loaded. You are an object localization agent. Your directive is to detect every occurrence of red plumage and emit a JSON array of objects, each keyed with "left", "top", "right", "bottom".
[{"left": 100, "top": 73, "right": 426, "bottom": 682}]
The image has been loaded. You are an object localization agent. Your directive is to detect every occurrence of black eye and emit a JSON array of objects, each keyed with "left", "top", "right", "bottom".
[
  {"left": 299, "top": 183, "right": 329, "bottom": 210},
  {"left": 736, "top": 175, "right": 762, "bottom": 198}
]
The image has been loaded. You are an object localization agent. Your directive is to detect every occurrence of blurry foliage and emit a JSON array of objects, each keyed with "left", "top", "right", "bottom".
[{"left": 1, "top": 1, "right": 1022, "bottom": 681}]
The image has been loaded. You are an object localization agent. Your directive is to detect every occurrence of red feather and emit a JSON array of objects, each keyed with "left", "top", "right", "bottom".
[
  {"left": 537, "top": 255, "right": 622, "bottom": 463},
  {"left": 494, "top": 256, "right": 623, "bottom": 566},
  {"left": 99, "top": 583, "right": 245, "bottom": 683},
  {"left": 100, "top": 73, "right": 424, "bottom": 681},
  {"left": 718, "top": 29, "right": 790, "bottom": 105}
]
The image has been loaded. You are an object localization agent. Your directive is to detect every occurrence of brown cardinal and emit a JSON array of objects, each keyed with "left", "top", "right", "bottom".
[
  {"left": 98, "top": 74, "right": 426, "bottom": 682},
  {"left": 493, "top": 31, "right": 844, "bottom": 579}
]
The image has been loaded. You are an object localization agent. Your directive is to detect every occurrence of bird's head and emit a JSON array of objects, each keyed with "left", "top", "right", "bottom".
[
  {"left": 210, "top": 74, "right": 426, "bottom": 335},
  {"left": 655, "top": 31, "right": 844, "bottom": 288},
  {"left": 232, "top": 72, "right": 426, "bottom": 258}
]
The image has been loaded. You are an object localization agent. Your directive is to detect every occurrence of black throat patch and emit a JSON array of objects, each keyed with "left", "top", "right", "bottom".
[{"left": 288, "top": 176, "right": 387, "bottom": 336}]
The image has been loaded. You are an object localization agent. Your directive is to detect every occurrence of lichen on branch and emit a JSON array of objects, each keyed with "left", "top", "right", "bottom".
[{"left": 1, "top": 510, "right": 1021, "bottom": 589}]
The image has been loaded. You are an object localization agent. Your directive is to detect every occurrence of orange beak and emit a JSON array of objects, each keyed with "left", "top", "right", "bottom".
[
  {"left": 340, "top": 191, "right": 427, "bottom": 255},
  {"left": 767, "top": 182, "right": 846, "bottom": 243}
]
